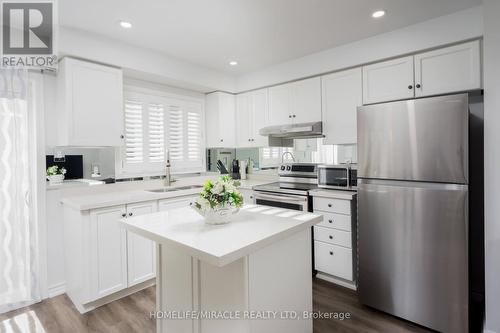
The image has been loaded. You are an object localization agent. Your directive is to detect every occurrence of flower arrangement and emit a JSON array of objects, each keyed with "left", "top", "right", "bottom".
[
  {"left": 46, "top": 166, "right": 67, "bottom": 185},
  {"left": 192, "top": 175, "right": 243, "bottom": 224},
  {"left": 46, "top": 165, "right": 66, "bottom": 176}
]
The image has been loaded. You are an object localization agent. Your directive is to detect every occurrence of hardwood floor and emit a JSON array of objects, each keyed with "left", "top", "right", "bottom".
[{"left": 0, "top": 278, "right": 431, "bottom": 333}]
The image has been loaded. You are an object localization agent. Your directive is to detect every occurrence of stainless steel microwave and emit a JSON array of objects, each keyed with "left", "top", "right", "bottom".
[{"left": 317, "top": 164, "right": 357, "bottom": 190}]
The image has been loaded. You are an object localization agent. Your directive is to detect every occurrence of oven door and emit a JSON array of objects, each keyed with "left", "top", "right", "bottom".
[
  {"left": 253, "top": 192, "right": 309, "bottom": 211},
  {"left": 318, "top": 166, "right": 349, "bottom": 189}
]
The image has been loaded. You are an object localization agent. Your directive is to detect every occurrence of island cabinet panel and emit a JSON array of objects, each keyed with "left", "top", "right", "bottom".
[
  {"left": 126, "top": 201, "right": 157, "bottom": 287},
  {"left": 89, "top": 205, "right": 128, "bottom": 301},
  {"left": 155, "top": 228, "right": 314, "bottom": 333}
]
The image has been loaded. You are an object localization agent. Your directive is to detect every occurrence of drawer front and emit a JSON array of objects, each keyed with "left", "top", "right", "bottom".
[
  {"left": 316, "top": 211, "right": 352, "bottom": 231},
  {"left": 314, "top": 226, "right": 352, "bottom": 248},
  {"left": 314, "top": 241, "right": 353, "bottom": 281},
  {"left": 314, "top": 197, "right": 351, "bottom": 215}
]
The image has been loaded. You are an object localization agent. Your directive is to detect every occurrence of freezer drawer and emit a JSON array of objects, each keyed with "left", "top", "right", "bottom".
[
  {"left": 357, "top": 179, "right": 468, "bottom": 332},
  {"left": 357, "top": 94, "right": 468, "bottom": 183}
]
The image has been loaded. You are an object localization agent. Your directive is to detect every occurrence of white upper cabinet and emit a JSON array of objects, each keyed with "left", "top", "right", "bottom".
[
  {"left": 362, "top": 56, "right": 415, "bottom": 105},
  {"left": 236, "top": 89, "right": 269, "bottom": 147},
  {"left": 291, "top": 77, "right": 322, "bottom": 123},
  {"left": 57, "top": 57, "right": 124, "bottom": 146},
  {"left": 268, "top": 77, "right": 322, "bottom": 126},
  {"left": 268, "top": 84, "right": 291, "bottom": 126},
  {"left": 205, "top": 92, "right": 236, "bottom": 148},
  {"left": 414, "top": 40, "right": 481, "bottom": 97},
  {"left": 363, "top": 41, "right": 482, "bottom": 104},
  {"left": 125, "top": 201, "right": 157, "bottom": 287},
  {"left": 322, "top": 68, "right": 362, "bottom": 145}
]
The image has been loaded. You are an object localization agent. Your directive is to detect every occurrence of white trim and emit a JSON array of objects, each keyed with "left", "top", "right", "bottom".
[
  {"left": 484, "top": 330, "right": 498, "bottom": 333},
  {"left": 47, "top": 282, "right": 66, "bottom": 298},
  {"left": 316, "top": 272, "right": 357, "bottom": 290}
]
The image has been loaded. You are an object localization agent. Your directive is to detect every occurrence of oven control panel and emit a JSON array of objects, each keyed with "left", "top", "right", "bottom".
[{"left": 278, "top": 163, "right": 318, "bottom": 178}]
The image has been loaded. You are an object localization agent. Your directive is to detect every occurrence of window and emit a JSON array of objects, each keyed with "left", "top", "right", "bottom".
[
  {"left": 119, "top": 90, "right": 205, "bottom": 176},
  {"left": 260, "top": 146, "right": 295, "bottom": 167}
]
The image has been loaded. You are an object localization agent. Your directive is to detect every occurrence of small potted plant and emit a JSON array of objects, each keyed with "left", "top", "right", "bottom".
[
  {"left": 46, "top": 166, "right": 67, "bottom": 185},
  {"left": 192, "top": 175, "right": 244, "bottom": 225}
]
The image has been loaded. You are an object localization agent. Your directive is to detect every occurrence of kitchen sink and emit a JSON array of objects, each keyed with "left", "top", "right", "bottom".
[{"left": 146, "top": 185, "right": 203, "bottom": 193}]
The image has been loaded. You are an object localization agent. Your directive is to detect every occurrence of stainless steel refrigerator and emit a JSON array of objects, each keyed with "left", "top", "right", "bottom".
[{"left": 357, "top": 93, "right": 483, "bottom": 332}]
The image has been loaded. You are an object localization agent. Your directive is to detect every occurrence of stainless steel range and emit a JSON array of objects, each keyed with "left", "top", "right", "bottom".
[{"left": 253, "top": 163, "right": 318, "bottom": 212}]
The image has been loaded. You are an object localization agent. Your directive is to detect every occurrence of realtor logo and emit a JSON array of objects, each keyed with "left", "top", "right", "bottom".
[{"left": 1, "top": 1, "right": 57, "bottom": 68}]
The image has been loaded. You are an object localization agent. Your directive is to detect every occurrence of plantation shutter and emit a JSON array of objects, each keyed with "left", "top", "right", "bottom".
[
  {"left": 124, "top": 99, "right": 144, "bottom": 164},
  {"left": 147, "top": 103, "right": 165, "bottom": 163},
  {"left": 121, "top": 90, "right": 204, "bottom": 175},
  {"left": 166, "top": 99, "right": 204, "bottom": 172}
]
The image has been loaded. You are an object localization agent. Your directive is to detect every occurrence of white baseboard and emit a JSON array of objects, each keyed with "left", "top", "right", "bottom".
[
  {"left": 316, "top": 272, "right": 357, "bottom": 290},
  {"left": 484, "top": 330, "right": 498, "bottom": 333},
  {"left": 47, "top": 282, "right": 66, "bottom": 298}
]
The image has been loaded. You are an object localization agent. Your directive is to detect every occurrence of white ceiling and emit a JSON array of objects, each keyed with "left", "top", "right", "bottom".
[{"left": 60, "top": 0, "right": 482, "bottom": 75}]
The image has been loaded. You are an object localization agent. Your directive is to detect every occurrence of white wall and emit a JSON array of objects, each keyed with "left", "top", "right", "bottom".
[
  {"left": 59, "top": 27, "right": 237, "bottom": 93},
  {"left": 483, "top": 1, "right": 500, "bottom": 332},
  {"left": 236, "top": 6, "right": 483, "bottom": 92}
]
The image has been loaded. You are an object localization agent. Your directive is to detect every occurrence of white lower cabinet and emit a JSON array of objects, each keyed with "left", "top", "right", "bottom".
[
  {"left": 89, "top": 206, "right": 128, "bottom": 300},
  {"left": 65, "top": 199, "right": 165, "bottom": 313},
  {"left": 312, "top": 194, "right": 357, "bottom": 289},
  {"left": 126, "top": 201, "right": 157, "bottom": 287},
  {"left": 158, "top": 196, "right": 197, "bottom": 211}
]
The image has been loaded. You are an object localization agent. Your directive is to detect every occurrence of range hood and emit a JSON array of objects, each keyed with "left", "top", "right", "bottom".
[{"left": 259, "top": 121, "right": 323, "bottom": 147}]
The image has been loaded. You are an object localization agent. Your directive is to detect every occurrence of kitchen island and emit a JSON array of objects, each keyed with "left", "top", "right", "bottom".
[{"left": 120, "top": 204, "right": 322, "bottom": 333}]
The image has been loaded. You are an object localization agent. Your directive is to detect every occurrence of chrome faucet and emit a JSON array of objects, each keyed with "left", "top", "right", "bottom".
[
  {"left": 281, "top": 151, "right": 296, "bottom": 163},
  {"left": 164, "top": 152, "right": 175, "bottom": 186}
]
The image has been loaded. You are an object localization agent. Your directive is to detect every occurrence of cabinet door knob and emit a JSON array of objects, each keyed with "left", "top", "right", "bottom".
[
  {"left": 220, "top": 139, "right": 223, "bottom": 142},
  {"left": 328, "top": 203, "right": 332, "bottom": 208},
  {"left": 120, "top": 135, "right": 124, "bottom": 139},
  {"left": 121, "top": 213, "right": 126, "bottom": 217},
  {"left": 328, "top": 219, "right": 333, "bottom": 223},
  {"left": 416, "top": 83, "right": 421, "bottom": 88},
  {"left": 248, "top": 139, "right": 251, "bottom": 141},
  {"left": 288, "top": 115, "right": 292, "bottom": 118},
  {"left": 329, "top": 235, "right": 333, "bottom": 239},
  {"left": 329, "top": 251, "right": 334, "bottom": 256},
  {"left": 128, "top": 212, "right": 133, "bottom": 216},
  {"left": 292, "top": 115, "right": 296, "bottom": 118},
  {"left": 408, "top": 85, "right": 413, "bottom": 90}
]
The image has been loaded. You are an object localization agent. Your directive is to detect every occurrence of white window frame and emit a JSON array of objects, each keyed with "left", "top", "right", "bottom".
[{"left": 116, "top": 86, "right": 206, "bottom": 178}]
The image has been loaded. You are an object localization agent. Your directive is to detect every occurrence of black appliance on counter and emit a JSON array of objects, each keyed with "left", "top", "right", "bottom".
[{"left": 46, "top": 155, "right": 83, "bottom": 180}]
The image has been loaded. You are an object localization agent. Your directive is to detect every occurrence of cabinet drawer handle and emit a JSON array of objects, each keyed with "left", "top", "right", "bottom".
[
  {"left": 128, "top": 212, "right": 133, "bottom": 216},
  {"left": 329, "top": 235, "right": 333, "bottom": 239},
  {"left": 328, "top": 203, "right": 332, "bottom": 208},
  {"left": 121, "top": 213, "right": 126, "bottom": 217},
  {"left": 328, "top": 219, "right": 333, "bottom": 223},
  {"left": 329, "top": 251, "right": 334, "bottom": 256}
]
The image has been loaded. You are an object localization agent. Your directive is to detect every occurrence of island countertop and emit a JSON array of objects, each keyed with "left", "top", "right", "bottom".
[{"left": 120, "top": 204, "right": 322, "bottom": 267}]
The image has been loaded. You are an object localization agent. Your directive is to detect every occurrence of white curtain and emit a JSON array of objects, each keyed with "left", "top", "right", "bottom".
[{"left": 0, "top": 69, "right": 40, "bottom": 314}]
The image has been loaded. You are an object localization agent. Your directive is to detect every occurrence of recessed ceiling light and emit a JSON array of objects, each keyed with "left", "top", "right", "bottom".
[
  {"left": 229, "top": 61, "right": 238, "bottom": 66},
  {"left": 119, "top": 21, "right": 132, "bottom": 29},
  {"left": 372, "top": 10, "right": 386, "bottom": 18}
]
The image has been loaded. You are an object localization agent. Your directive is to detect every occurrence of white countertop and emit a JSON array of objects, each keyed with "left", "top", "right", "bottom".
[
  {"left": 60, "top": 178, "right": 273, "bottom": 211},
  {"left": 120, "top": 204, "right": 322, "bottom": 267},
  {"left": 309, "top": 188, "right": 357, "bottom": 200}
]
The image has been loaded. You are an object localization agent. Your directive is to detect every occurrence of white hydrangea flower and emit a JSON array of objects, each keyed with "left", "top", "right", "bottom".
[
  {"left": 196, "top": 197, "right": 211, "bottom": 209},
  {"left": 212, "top": 182, "right": 224, "bottom": 194}
]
